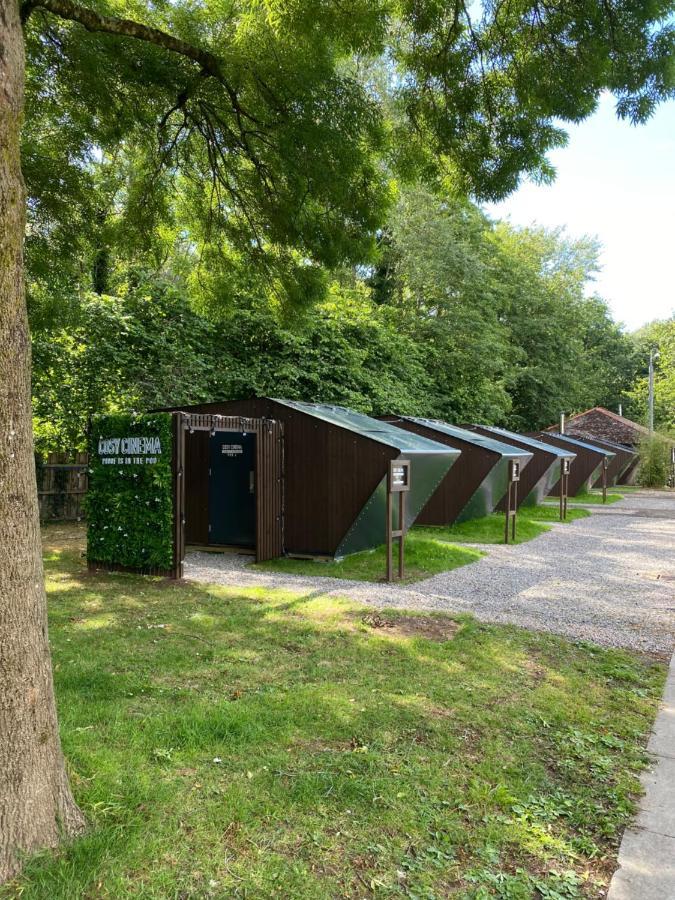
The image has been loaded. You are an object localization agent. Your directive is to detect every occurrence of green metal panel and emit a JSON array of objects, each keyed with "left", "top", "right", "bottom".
[{"left": 272, "top": 400, "right": 456, "bottom": 455}]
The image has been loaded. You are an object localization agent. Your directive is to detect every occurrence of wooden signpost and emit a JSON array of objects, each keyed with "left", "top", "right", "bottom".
[
  {"left": 559, "top": 457, "right": 571, "bottom": 520},
  {"left": 386, "top": 459, "right": 410, "bottom": 582},
  {"left": 504, "top": 459, "right": 520, "bottom": 544}
]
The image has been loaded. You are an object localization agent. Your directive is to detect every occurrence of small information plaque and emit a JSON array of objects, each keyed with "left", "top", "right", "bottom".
[{"left": 389, "top": 460, "right": 411, "bottom": 493}]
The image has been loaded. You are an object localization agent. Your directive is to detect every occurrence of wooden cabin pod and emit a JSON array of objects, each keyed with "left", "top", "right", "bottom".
[
  {"left": 380, "top": 417, "right": 532, "bottom": 525},
  {"left": 529, "top": 433, "right": 615, "bottom": 497},
  {"left": 465, "top": 426, "right": 576, "bottom": 509},
  {"left": 163, "top": 399, "right": 460, "bottom": 558}
]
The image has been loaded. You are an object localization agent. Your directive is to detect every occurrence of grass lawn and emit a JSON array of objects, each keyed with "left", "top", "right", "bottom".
[
  {"left": 414, "top": 507, "right": 589, "bottom": 547},
  {"left": 253, "top": 531, "right": 483, "bottom": 583},
  {"left": 3, "top": 524, "right": 665, "bottom": 899}
]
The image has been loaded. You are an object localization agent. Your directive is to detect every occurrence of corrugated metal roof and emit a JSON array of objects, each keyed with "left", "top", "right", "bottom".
[
  {"left": 475, "top": 425, "right": 576, "bottom": 459},
  {"left": 272, "top": 400, "right": 461, "bottom": 456},
  {"left": 400, "top": 417, "right": 533, "bottom": 460},
  {"left": 545, "top": 432, "right": 616, "bottom": 459}
]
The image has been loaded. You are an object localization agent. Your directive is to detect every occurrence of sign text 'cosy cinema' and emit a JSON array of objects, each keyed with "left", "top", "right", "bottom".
[{"left": 98, "top": 436, "right": 162, "bottom": 465}]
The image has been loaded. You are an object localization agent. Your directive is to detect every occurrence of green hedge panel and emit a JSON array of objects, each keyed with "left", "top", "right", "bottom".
[{"left": 87, "top": 413, "right": 174, "bottom": 571}]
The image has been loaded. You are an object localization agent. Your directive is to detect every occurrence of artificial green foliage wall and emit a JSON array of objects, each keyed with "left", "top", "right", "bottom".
[{"left": 87, "top": 413, "right": 174, "bottom": 571}]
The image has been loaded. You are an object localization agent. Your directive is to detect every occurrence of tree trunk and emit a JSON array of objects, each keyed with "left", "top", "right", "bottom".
[{"left": 0, "top": 0, "right": 85, "bottom": 883}]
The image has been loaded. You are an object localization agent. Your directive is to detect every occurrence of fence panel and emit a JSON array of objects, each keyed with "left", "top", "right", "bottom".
[{"left": 36, "top": 452, "right": 89, "bottom": 521}]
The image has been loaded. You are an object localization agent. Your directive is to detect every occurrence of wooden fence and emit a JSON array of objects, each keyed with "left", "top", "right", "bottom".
[{"left": 36, "top": 452, "right": 89, "bottom": 522}]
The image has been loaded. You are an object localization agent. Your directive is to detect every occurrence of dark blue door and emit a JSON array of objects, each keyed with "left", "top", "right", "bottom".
[{"left": 208, "top": 432, "right": 256, "bottom": 547}]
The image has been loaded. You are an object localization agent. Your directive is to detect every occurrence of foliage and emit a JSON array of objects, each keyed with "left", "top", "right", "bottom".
[
  {"left": 86, "top": 413, "right": 174, "bottom": 570},
  {"left": 637, "top": 436, "right": 672, "bottom": 488},
  {"left": 368, "top": 188, "right": 636, "bottom": 429},
  {"left": 627, "top": 316, "right": 675, "bottom": 433},
  {"left": 22, "top": 0, "right": 675, "bottom": 312},
  {"left": 377, "top": 186, "right": 514, "bottom": 423},
  {"left": 32, "top": 278, "right": 437, "bottom": 453},
  {"left": 489, "top": 225, "right": 637, "bottom": 430},
  {"left": 3, "top": 525, "right": 664, "bottom": 898},
  {"left": 254, "top": 532, "right": 482, "bottom": 582}
]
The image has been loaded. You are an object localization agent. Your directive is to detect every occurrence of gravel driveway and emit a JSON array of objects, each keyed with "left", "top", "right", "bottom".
[{"left": 185, "top": 490, "right": 675, "bottom": 654}]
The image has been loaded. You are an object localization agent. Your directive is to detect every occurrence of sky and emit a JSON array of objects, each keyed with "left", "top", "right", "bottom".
[{"left": 487, "top": 93, "right": 675, "bottom": 332}]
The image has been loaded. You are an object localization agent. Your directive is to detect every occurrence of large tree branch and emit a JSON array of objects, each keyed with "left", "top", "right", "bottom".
[{"left": 21, "top": 0, "right": 223, "bottom": 80}]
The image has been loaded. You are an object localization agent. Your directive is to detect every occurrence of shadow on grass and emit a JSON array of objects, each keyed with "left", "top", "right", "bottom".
[{"left": 6, "top": 526, "right": 664, "bottom": 899}]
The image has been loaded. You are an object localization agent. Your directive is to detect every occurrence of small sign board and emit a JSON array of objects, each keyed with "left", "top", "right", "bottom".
[
  {"left": 509, "top": 460, "right": 521, "bottom": 482},
  {"left": 221, "top": 443, "right": 243, "bottom": 457},
  {"left": 389, "top": 459, "right": 411, "bottom": 493},
  {"left": 603, "top": 456, "right": 609, "bottom": 469},
  {"left": 562, "top": 458, "right": 571, "bottom": 475}
]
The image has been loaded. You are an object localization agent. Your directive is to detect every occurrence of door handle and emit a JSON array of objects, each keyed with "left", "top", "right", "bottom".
[{"left": 249, "top": 471, "right": 254, "bottom": 493}]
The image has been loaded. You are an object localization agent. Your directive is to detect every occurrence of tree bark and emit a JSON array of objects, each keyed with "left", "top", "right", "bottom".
[{"left": 0, "top": 0, "right": 85, "bottom": 883}]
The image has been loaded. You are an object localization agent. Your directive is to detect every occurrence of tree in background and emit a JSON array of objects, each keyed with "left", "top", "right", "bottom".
[
  {"left": 491, "top": 224, "right": 637, "bottom": 430},
  {"left": 627, "top": 316, "right": 675, "bottom": 433},
  {"left": 2, "top": 0, "right": 674, "bottom": 880}
]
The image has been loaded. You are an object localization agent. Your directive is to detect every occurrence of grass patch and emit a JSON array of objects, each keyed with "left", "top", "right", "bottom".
[
  {"left": 522, "top": 505, "right": 591, "bottom": 523},
  {"left": 253, "top": 532, "right": 483, "bottom": 583},
  {"left": 572, "top": 490, "right": 624, "bottom": 505},
  {"left": 415, "top": 513, "right": 551, "bottom": 545},
  {"left": 3, "top": 524, "right": 665, "bottom": 900}
]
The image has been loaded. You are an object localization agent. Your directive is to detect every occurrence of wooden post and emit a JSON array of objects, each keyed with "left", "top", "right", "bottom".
[
  {"left": 560, "top": 459, "right": 570, "bottom": 521},
  {"left": 602, "top": 458, "right": 608, "bottom": 503},
  {"left": 386, "top": 460, "right": 410, "bottom": 582},
  {"left": 504, "top": 460, "right": 520, "bottom": 544},
  {"left": 386, "top": 488, "right": 393, "bottom": 582}
]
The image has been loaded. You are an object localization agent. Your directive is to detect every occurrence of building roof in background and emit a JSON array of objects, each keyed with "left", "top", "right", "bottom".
[{"left": 550, "top": 407, "right": 649, "bottom": 435}]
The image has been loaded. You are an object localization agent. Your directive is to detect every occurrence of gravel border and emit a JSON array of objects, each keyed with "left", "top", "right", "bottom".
[{"left": 185, "top": 491, "right": 675, "bottom": 654}]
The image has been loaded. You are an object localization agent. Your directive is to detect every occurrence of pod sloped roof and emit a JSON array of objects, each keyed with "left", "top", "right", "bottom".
[
  {"left": 272, "top": 400, "right": 460, "bottom": 457},
  {"left": 544, "top": 432, "right": 616, "bottom": 458},
  {"left": 475, "top": 425, "right": 576, "bottom": 460},
  {"left": 399, "top": 417, "right": 532, "bottom": 461}
]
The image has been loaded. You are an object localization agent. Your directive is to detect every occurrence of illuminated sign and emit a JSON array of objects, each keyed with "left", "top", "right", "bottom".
[{"left": 97, "top": 436, "right": 162, "bottom": 466}]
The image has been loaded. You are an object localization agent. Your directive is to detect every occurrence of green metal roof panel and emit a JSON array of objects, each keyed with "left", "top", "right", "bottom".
[
  {"left": 401, "top": 417, "right": 533, "bottom": 461},
  {"left": 545, "top": 433, "right": 616, "bottom": 459},
  {"left": 272, "top": 400, "right": 461, "bottom": 457},
  {"left": 476, "top": 425, "right": 576, "bottom": 460}
]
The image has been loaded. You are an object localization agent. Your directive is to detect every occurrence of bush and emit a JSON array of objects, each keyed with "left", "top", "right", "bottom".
[{"left": 637, "top": 436, "right": 672, "bottom": 487}]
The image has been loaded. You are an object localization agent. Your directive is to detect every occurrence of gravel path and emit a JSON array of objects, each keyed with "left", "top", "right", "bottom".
[{"left": 185, "top": 490, "right": 675, "bottom": 654}]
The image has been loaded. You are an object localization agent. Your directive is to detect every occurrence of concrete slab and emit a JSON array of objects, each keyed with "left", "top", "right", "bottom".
[
  {"left": 633, "top": 756, "right": 675, "bottom": 839},
  {"left": 608, "top": 654, "right": 675, "bottom": 899},
  {"left": 609, "top": 830, "right": 675, "bottom": 900}
]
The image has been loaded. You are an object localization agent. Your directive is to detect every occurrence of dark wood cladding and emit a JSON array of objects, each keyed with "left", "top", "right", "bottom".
[
  {"left": 167, "top": 400, "right": 396, "bottom": 557},
  {"left": 184, "top": 430, "right": 210, "bottom": 545},
  {"left": 383, "top": 418, "right": 495, "bottom": 524},
  {"left": 467, "top": 426, "right": 555, "bottom": 510},
  {"left": 528, "top": 433, "right": 605, "bottom": 497},
  {"left": 256, "top": 419, "right": 284, "bottom": 561}
]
